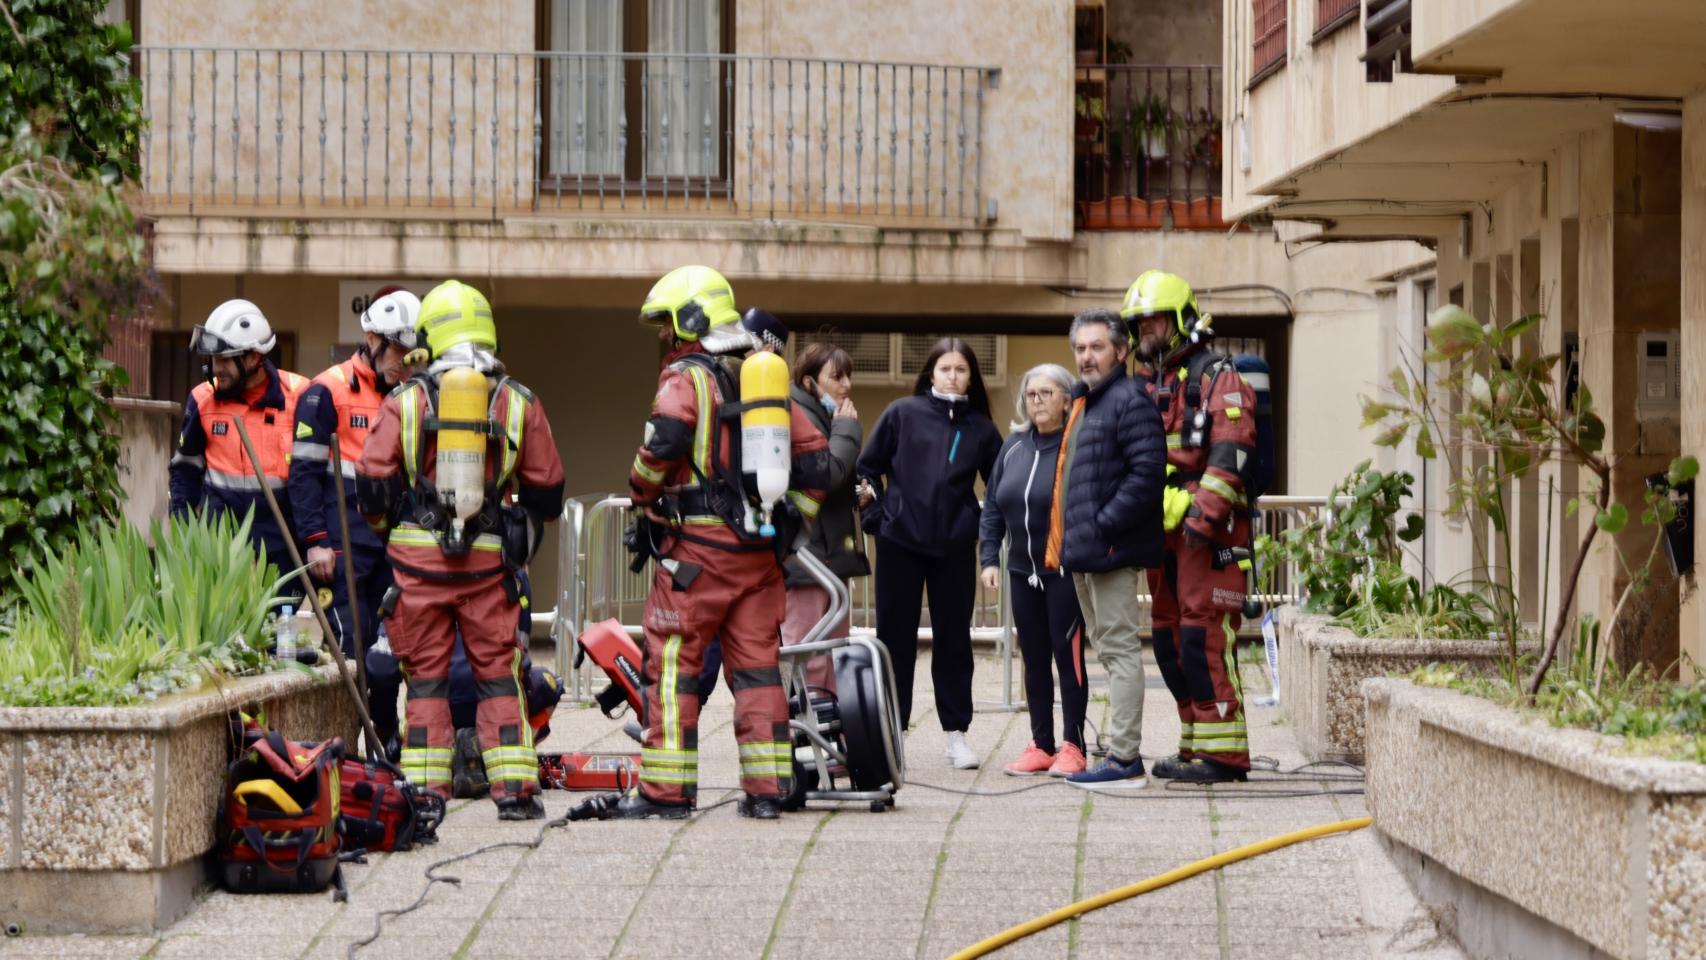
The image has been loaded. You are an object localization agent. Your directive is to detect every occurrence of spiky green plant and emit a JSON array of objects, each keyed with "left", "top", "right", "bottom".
[{"left": 0, "top": 512, "right": 297, "bottom": 706}]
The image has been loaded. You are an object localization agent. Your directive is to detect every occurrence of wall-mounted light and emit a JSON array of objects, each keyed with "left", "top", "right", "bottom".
[{"left": 1614, "top": 110, "right": 1683, "bottom": 131}]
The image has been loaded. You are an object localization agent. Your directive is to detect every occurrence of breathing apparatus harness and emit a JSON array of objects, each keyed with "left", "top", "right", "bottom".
[
  {"left": 627, "top": 351, "right": 805, "bottom": 574},
  {"left": 1140, "top": 316, "right": 1266, "bottom": 618},
  {"left": 386, "top": 368, "right": 537, "bottom": 582}
]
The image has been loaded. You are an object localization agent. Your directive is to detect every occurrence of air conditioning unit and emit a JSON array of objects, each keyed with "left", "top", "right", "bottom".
[{"left": 791, "top": 332, "right": 1007, "bottom": 387}]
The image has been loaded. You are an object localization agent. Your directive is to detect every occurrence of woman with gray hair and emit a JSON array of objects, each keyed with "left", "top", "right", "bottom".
[{"left": 977, "top": 362, "right": 1089, "bottom": 776}]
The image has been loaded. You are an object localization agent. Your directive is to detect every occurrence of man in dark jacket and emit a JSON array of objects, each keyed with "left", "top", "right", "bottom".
[{"left": 1045, "top": 308, "right": 1166, "bottom": 791}]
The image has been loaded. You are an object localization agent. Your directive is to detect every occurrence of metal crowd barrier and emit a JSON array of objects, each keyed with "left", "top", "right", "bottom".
[{"left": 535, "top": 493, "right": 1343, "bottom": 709}]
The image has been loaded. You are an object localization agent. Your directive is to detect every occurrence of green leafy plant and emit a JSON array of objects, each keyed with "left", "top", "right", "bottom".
[
  {"left": 1260, "top": 460, "right": 1492, "bottom": 640},
  {"left": 0, "top": 1, "right": 155, "bottom": 588},
  {"left": 1262, "top": 461, "right": 1424, "bottom": 616},
  {"left": 1074, "top": 93, "right": 1106, "bottom": 123},
  {"left": 1363, "top": 303, "right": 1698, "bottom": 694},
  {"left": 0, "top": 512, "right": 297, "bottom": 707},
  {"left": 1409, "top": 656, "right": 1706, "bottom": 764}
]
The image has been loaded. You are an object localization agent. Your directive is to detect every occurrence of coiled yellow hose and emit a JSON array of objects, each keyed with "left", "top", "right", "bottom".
[{"left": 947, "top": 816, "right": 1374, "bottom": 960}]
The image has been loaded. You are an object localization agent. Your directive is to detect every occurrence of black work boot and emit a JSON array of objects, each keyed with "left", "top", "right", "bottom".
[
  {"left": 495, "top": 795, "right": 546, "bottom": 821},
  {"left": 737, "top": 794, "right": 782, "bottom": 820},
  {"left": 1150, "top": 754, "right": 1191, "bottom": 779},
  {"left": 613, "top": 790, "right": 691, "bottom": 820},
  {"left": 1171, "top": 758, "right": 1249, "bottom": 783},
  {"left": 450, "top": 727, "right": 488, "bottom": 799}
]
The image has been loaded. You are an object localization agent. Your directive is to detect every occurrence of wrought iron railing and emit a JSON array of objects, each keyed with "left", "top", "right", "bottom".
[
  {"left": 133, "top": 46, "right": 995, "bottom": 225},
  {"left": 540, "top": 493, "right": 1345, "bottom": 710},
  {"left": 1075, "top": 64, "right": 1222, "bottom": 230}
]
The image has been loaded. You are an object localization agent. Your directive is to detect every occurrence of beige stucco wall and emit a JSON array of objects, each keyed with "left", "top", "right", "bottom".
[
  {"left": 1408, "top": 0, "right": 1528, "bottom": 64},
  {"left": 742, "top": 0, "right": 1071, "bottom": 241},
  {"left": 114, "top": 399, "right": 179, "bottom": 533},
  {"left": 1222, "top": 0, "right": 1454, "bottom": 219},
  {"left": 1682, "top": 89, "right": 1706, "bottom": 682}
]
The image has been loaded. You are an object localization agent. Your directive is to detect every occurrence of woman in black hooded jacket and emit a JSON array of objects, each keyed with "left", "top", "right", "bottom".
[{"left": 857, "top": 338, "right": 1002, "bottom": 769}]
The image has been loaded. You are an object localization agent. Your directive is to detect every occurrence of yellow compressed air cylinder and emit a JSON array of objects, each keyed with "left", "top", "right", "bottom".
[
  {"left": 739, "top": 351, "right": 791, "bottom": 535},
  {"left": 435, "top": 366, "right": 490, "bottom": 537}
]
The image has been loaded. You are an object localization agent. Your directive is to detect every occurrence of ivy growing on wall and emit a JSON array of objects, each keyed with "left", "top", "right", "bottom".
[{"left": 0, "top": 0, "right": 153, "bottom": 582}]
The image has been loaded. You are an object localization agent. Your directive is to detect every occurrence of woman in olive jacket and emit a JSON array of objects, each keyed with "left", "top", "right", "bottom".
[
  {"left": 857, "top": 338, "right": 1002, "bottom": 770},
  {"left": 781, "top": 343, "right": 868, "bottom": 693}
]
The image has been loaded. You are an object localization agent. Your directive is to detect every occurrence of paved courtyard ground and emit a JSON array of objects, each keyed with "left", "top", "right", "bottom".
[{"left": 2, "top": 648, "right": 1465, "bottom": 959}]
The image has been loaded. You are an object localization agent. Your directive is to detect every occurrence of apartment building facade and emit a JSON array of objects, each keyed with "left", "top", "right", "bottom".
[
  {"left": 1225, "top": 0, "right": 1704, "bottom": 674},
  {"left": 110, "top": 0, "right": 1423, "bottom": 608}
]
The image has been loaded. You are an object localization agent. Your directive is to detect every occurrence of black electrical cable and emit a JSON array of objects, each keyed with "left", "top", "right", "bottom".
[
  {"left": 347, "top": 813, "right": 571, "bottom": 959},
  {"left": 905, "top": 780, "right": 1364, "bottom": 800},
  {"left": 348, "top": 790, "right": 744, "bottom": 957}
]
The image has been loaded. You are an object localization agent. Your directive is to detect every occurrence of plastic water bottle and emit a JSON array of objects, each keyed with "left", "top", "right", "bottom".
[{"left": 275, "top": 605, "right": 297, "bottom": 662}]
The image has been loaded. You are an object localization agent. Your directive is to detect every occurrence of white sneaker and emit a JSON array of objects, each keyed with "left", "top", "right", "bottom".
[{"left": 944, "top": 731, "right": 980, "bottom": 770}]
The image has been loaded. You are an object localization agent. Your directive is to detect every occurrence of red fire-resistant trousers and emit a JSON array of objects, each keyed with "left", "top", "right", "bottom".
[
  {"left": 637, "top": 538, "right": 793, "bottom": 806},
  {"left": 391, "top": 568, "right": 538, "bottom": 802},
  {"left": 1146, "top": 531, "right": 1250, "bottom": 770}
]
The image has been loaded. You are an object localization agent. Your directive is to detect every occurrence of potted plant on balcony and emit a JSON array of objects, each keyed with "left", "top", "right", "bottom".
[
  {"left": 1074, "top": 92, "right": 1106, "bottom": 141},
  {"left": 1137, "top": 95, "right": 1176, "bottom": 159}
]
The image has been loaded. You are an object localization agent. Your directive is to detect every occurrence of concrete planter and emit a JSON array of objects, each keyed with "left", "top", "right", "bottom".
[
  {"left": 1276, "top": 606, "right": 1521, "bottom": 762},
  {"left": 1364, "top": 678, "right": 1706, "bottom": 960},
  {"left": 0, "top": 665, "right": 360, "bottom": 934}
]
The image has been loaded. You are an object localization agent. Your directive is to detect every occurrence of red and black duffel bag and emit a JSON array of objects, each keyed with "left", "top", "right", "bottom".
[
  {"left": 338, "top": 755, "right": 444, "bottom": 853},
  {"left": 218, "top": 724, "right": 346, "bottom": 899}
]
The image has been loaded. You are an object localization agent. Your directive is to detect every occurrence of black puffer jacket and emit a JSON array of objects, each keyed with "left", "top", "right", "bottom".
[
  {"left": 1057, "top": 365, "right": 1166, "bottom": 573},
  {"left": 856, "top": 392, "right": 1002, "bottom": 558},
  {"left": 784, "top": 385, "right": 870, "bottom": 586}
]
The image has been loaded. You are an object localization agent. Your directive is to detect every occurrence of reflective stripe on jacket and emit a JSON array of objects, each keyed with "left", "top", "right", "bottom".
[{"left": 168, "top": 361, "right": 308, "bottom": 563}]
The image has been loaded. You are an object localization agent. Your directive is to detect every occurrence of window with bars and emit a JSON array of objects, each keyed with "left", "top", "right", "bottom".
[
  {"left": 1314, "top": 0, "right": 1359, "bottom": 39},
  {"left": 1251, "top": 0, "right": 1288, "bottom": 82}
]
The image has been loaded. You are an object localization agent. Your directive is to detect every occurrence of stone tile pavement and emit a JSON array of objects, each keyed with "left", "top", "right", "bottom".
[{"left": 1, "top": 648, "right": 1465, "bottom": 959}]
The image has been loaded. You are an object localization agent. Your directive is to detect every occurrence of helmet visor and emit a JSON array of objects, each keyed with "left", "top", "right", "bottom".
[
  {"left": 190, "top": 324, "right": 244, "bottom": 357},
  {"left": 1126, "top": 309, "right": 1181, "bottom": 328},
  {"left": 380, "top": 327, "right": 419, "bottom": 351}
]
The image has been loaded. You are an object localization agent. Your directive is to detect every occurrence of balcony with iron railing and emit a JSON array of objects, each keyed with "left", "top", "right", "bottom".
[
  {"left": 1072, "top": 64, "right": 1223, "bottom": 230},
  {"left": 132, "top": 46, "right": 996, "bottom": 227}
]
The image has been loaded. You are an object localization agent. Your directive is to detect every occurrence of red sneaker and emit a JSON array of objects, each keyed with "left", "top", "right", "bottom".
[
  {"left": 1004, "top": 742, "right": 1055, "bottom": 777},
  {"left": 1048, "top": 742, "right": 1087, "bottom": 777}
]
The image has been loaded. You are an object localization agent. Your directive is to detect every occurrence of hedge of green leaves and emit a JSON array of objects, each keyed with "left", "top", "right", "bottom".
[{"left": 0, "top": 1, "right": 152, "bottom": 582}]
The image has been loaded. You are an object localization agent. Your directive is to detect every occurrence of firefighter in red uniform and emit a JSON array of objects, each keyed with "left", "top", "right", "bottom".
[
  {"left": 289, "top": 289, "right": 421, "bottom": 755},
  {"left": 1125, "top": 271, "right": 1257, "bottom": 783},
  {"left": 615, "top": 265, "right": 829, "bottom": 821},
  {"left": 170, "top": 299, "right": 310, "bottom": 581},
  {"left": 356, "top": 280, "right": 565, "bottom": 820}
]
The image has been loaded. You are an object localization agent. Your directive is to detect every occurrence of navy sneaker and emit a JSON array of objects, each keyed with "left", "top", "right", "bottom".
[{"left": 1066, "top": 754, "right": 1148, "bottom": 791}]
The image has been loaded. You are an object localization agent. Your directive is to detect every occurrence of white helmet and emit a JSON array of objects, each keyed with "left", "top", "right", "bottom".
[
  {"left": 193, "top": 299, "right": 276, "bottom": 357},
  {"left": 360, "top": 290, "right": 422, "bottom": 349}
]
